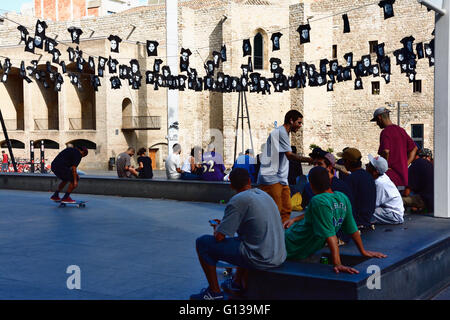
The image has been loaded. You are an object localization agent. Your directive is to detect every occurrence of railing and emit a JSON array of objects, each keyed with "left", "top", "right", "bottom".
[
  {"left": 69, "top": 118, "right": 96, "bottom": 130},
  {"left": 3, "top": 119, "right": 24, "bottom": 131},
  {"left": 34, "top": 119, "right": 59, "bottom": 130},
  {"left": 122, "top": 116, "right": 161, "bottom": 130}
]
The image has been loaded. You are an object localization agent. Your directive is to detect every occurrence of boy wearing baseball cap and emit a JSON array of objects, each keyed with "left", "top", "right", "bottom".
[
  {"left": 50, "top": 146, "right": 88, "bottom": 203},
  {"left": 366, "top": 155, "right": 405, "bottom": 224},
  {"left": 339, "top": 148, "right": 377, "bottom": 228},
  {"left": 302, "top": 148, "right": 355, "bottom": 214}
]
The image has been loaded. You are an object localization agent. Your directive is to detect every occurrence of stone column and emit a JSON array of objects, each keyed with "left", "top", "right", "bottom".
[
  {"left": 166, "top": 0, "right": 179, "bottom": 151},
  {"left": 433, "top": 0, "right": 450, "bottom": 218}
]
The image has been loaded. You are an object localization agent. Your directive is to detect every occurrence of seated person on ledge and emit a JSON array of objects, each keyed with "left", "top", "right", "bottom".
[
  {"left": 181, "top": 147, "right": 203, "bottom": 180},
  {"left": 191, "top": 168, "right": 286, "bottom": 300},
  {"left": 338, "top": 148, "right": 376, "bottom": 229},
  {"left": 201, "top": 144, "right": 226, "bottom": 182},
  {"left": 402, "top": 148, "right": 434, "bottom": 213},
  {"left": 366, "top": 155, "right": 404, "bottom": 225},
  {"left": 284, "top": 166, "right": 386, "bottom": 274},
  {"left": 233, "top": 149, "right": 257, "bottom": 183},
  {"left": 302, "top": 148, "right": 354, "bottom": 214}
]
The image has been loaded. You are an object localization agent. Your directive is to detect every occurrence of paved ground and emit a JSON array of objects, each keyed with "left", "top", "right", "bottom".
[
  {"left": 0, "top": 189, "right": 226, "bottom": 299},
  {"left": 0, "top": 189, "right": 448, "bottom": 300}
]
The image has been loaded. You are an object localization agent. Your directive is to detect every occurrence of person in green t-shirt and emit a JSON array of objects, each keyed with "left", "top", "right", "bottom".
[{"left": 284, "top": 166, "right": 386, "bottom": 274}]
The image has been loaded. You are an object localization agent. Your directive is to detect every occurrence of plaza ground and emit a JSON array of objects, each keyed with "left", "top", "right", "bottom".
[
  {"left": 0, "top": 189, "right": 225, "bottom": 299},
  {"left": 0, "top": 189, "right": 448, "bottom": 300}
]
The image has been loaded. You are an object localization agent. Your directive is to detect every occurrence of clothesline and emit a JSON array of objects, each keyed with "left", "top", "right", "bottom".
[
  {"left": 0, "top": 0, "right": 409, "bottom": 62},
  {"left": 0, "top": 1, "right": 435, "bottom": 92},
  {"left": 0, "top": 35, "right": 435, "bottom": 74}
]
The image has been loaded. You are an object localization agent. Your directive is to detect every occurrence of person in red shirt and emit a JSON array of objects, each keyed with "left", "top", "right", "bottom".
[
  {"left": 371, "top": 107, "right": 418, "bottom": 189},
  {"left": 1, "top": 151, "right": 9, "bottom": 172}
]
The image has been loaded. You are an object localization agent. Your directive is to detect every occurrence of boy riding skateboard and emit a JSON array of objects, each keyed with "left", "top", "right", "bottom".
[{"left": 50, "top": 146, "right": 88, "bottom": 203}]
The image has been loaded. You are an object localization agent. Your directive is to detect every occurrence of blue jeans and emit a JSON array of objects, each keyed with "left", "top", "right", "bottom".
[
  {"left": 196, "top": 235, "right": 250, "bottom": 268},
  {"left": 181, "top": 172, "right": 201, "bottom": 180}
]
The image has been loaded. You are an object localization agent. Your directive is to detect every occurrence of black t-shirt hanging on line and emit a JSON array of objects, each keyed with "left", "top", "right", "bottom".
[
  {"left": 379, "top": 0, "right": 395, "bottom": 20},
  {"left": 296, "top": 24, "right": 311, "bottom": 44},
  {"left": 271, "top": 32, "right": 283, "bottom": 51}
]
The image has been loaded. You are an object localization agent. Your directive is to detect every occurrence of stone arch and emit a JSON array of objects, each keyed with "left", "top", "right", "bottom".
[
  {"left": 33, "top": 139, "right": 60, "bottom": 149},
  {"left": 65, "top": 63, "right": 96, "bottom": 130},
  {"left": 66, "top": 139, "right": 97, "bottom": 149},
  {"left": 0, "top": 67, "right": 24, "bottom": 131},
  {"left": 148, "top": 142, "right": 168, "bottom": 170},
  {"left": 0, "top": 139, "right": 25, "bottom": 149},
  {"left": 122, "top": 98, "right": 133, "bottom": 128},
  {"left": 32, "top": 64, "right": 59, "bottom": 130}
]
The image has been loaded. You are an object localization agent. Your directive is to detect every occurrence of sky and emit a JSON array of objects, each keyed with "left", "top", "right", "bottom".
[
  {"left": 0, "top": 0, "right": 149, "bottom": 14},
  {"left": 0, "top": 0, "right": 33, "bottom": 13}
]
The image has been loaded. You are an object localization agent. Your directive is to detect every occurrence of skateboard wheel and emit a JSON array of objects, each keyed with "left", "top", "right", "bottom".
[{"left": 223, "top": 270, "right": 228, "bottom": 276}]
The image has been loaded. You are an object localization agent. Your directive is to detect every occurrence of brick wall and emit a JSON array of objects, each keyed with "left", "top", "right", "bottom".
[
  {"left": 0, "top": 0, "right": 437, "bottom": 169},
  {"left": 290, "top": 0, "right": 435, "bottom": 161}
]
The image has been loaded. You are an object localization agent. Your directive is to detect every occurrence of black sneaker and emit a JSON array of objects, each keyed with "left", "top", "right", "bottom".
[{"left": 190, "top": 287, "right": 224, "bottom": 300}]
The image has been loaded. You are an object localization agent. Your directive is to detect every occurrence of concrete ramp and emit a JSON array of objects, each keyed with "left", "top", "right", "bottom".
[{"left": 0, "top": 173, "right": 235, "bottom": 203}]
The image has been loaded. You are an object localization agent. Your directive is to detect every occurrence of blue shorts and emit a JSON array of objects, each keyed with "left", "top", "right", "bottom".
[{"left": 196, "top": 235, "right": 250, "bottom": 268}]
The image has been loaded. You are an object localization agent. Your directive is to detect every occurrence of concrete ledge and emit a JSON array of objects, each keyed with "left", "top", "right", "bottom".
[
  {"left": 247, "top": 215, "right": 450, "bottom": 300},
  {"left": 0, "top": 173, "right": 235, "bottom": 203}
]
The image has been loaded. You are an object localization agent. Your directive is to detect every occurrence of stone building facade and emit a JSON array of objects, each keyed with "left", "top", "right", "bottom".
[
  {"left": 290, "top": 0, "right": 435, "bottom": 160},
  {"left": 0, "top": 0, "right": 435, "bottom": 170}
]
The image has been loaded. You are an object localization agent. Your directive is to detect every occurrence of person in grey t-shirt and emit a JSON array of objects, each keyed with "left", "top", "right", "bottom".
[
  {"left": 191, "top": 168, "right": 286, "bottom": 301},
  {"left": 257, "top": 110, "right": 311, "bottom": 223},
  {"left": 116, "top": 147, "right": 139, "bottom": 178}
]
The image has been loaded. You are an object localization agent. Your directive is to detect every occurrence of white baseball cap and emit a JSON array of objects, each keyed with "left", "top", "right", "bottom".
[{"left": 368, "top": 154, "right": 388, "bottom": 175}]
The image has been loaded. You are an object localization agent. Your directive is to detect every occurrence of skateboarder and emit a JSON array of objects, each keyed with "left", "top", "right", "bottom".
[{"left": 50, "top": 146, "right": 88, "bottom": 203}]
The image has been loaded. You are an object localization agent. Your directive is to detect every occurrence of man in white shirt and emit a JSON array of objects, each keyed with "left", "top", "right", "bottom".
[
  {"left": 366, "top": 154, "right": 404, "bottom": 225},
  {"left": 165, "top": 143, "right": 182, "bottom": 179}
]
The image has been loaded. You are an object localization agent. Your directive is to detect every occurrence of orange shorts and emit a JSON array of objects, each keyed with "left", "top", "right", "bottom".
[{"left": 259, "top": 183, "right": 292, "bottom": 223}]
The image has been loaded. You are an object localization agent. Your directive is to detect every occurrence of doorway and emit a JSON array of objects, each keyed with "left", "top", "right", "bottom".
[{"left": 149, "top": 148, "right": 158, "bottom": 170}]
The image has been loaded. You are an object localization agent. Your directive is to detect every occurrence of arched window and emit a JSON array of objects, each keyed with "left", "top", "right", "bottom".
[
  {"left": 254, "top": 32, "right": 264, "bottom": 70},
  {"left": 0, "top": 139, "right": 25, "bottom": 149},
  {"left": 122, "top": 98, "right": 133, "bottom": 129},
  {"left": 33, "top": 139, "right": 60, "bottom": 149},
  {"left": 66, "top": 139, "right": 97, "bottom": 150}
]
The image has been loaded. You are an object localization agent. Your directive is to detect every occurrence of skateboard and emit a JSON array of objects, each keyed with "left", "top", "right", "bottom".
[
  {"left": 58, "top": 201, "right": 87, "bottom": 208},
  {"left": 216, "top": 261, "right": 237, "bottom": 277}
]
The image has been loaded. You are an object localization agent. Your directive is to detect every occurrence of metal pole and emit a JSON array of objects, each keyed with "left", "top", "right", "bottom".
[
  {"left": 397, "top": 101, "right": 401, "bottom": 126},
  {"left": 243, "top": 91, "right": 255, "bottom": 154},
  {"left": 233, "top": 92, "right": 241, "bottom": 163},
  {"left": 241, "top": 92, "right": 244, "bottom": 155},
  {"left": 0, "top": 108, "right": 17, "bottom": 172},
  {"left": 30, "top": 140, "right": 34, "bottom": 173},
  {"left": 40, "top": 140, "right": 45, "bottom": 173}
]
